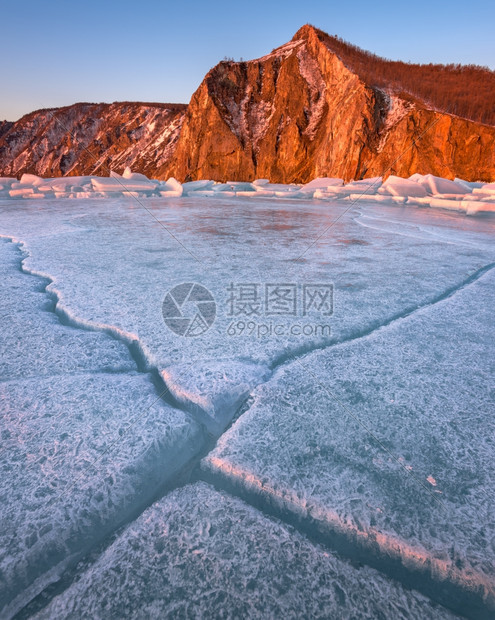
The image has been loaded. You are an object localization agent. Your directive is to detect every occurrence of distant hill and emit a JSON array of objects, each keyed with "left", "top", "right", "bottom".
[{"left": 0, "top": 102, "right": 186, "bottom": 179}]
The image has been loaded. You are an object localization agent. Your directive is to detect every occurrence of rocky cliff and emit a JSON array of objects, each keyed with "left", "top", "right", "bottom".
[
  {"left": 0, "top": 102, "right": 186, "bottom": 178},
  {"left": 1, "top": 25, "right": 494, "bottom": 182},
  {"left": 165, "top": 25, "right": 495, "bottom": 183}
]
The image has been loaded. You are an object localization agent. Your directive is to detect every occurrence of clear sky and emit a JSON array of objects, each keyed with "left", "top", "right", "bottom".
[{"left": 2, "top": 0, "right": 494, "bottom": 121}]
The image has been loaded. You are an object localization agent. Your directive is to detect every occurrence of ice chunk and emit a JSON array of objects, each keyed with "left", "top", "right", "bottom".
[
  {"left": 122, "top": 167, "right": 150, "bottom": 182},
  {"left": 462, "top": 199, "right": 495, "bottom": 215},
  {"left": 454, "top": 177, "right": 484, "bottom": 191},
  {"left": 9, "top": 187, "right": 34, "bottom": 198},
  {"left": 38, "top": 176, "right": 93, "bottom": 193},
  {"left": 345, "top": 177, "right": 382, "bottom": 194},
  {"left": 473, "top": 182, "right": 495, "bottom": 197},
  {"left": 90, "top": 176, "right": 158, "bottom": 193},
  {"left": 182, "top": 180, "right": 215, "bottom": 193},
  {"left": 301, "top": 177, "right": 344, "bottom": 191},
  {"left": 415, "top": 174, "right": 466, "bottom": 195},
  {"left": 253, "top": 182, "right": 301, "bottom": 193},
  {"left": 19, "top": 173, "right": 44, "bottom": 186},
  {"left": 158, "top": 177, "right": 182, "bottom": 197},
  {"left": 428, "top": 197, "right": 466, "bottom": 211},
  {"left": 381, "top": 175, "right": 428, "bottom": 197}
]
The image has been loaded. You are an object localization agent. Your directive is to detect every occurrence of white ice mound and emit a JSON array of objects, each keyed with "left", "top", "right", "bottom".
[
  {"left": 19, "top": 173, "right": 44, "bottom": 186},
  {"left": 158, "top": 177, "right": 183, "bottom": 197},
  {"left": 301, "top": 177, "right": 344, "bottom": 191},
  {"left": 122, "top": 168, "right": 151, "bottom": 182},
  {"left": 412, "top": 174, "right": 466, "bottom": 195},
  {"left": 345, "top": 177, "right": 382, "bottom": 194},
  {"left": 381, "top": 175, "right": 428, "bottom": 197}
]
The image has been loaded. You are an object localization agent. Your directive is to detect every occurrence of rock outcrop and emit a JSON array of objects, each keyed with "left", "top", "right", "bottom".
[{"left": 165, "top": 25, "right": 495, "bottom": 183}]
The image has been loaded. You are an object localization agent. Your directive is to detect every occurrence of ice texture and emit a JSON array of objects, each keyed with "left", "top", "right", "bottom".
[
  {"left": 1, "top": 196, "right": 494, "bottom": 428},
  {"left": 34, "top": 483, "right": 455, "bottom": 620},
  {"left": 0, "top": 240, "right": 204, "bottom": 618},
  {"left": 0, "top": 240, "right": 135, "bottom": 379},
  {"left": 1, "top": 188, "right": 494, "bottom": 617},
  {"left": 203, "top": 261, "right": 495, "bottom": 614}
]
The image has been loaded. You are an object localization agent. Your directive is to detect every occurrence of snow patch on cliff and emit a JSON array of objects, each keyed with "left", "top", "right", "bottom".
[
  {"left": 252, "top": 39, "right": 304, "bottom": 64},
  {"left": 377, "top": 94, "right": 413, "bottom": 153},
  {"left": 224, "top": 86, "right": 275, "bottom": 152},
  {"left": 297, "top": 48, "right": 327, "bottom": 139}
]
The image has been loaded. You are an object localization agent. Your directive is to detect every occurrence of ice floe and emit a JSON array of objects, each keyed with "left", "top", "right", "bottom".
[{"left": 1, "top": 169, "right": 494, "bottom": 214}]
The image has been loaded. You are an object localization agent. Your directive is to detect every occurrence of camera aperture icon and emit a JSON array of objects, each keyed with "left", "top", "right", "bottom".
[{"left": 162, "top": 283, "right": 216, "bottom": 337}]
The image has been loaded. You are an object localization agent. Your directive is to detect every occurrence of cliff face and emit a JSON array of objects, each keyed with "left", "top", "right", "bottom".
[
  {"left": 1, "top": 25, "right": 494, "bottom": 183},
  {"left": 165, "top": 25, "right": 495, "bottom": 183},
  {"left": 367, "top": 108, "right": 495, "bottom": 182},
  {"left": 0, "top": 102, "right": 186, "bottom": 178}
]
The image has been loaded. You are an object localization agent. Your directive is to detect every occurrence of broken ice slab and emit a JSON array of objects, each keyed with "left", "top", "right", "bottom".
[
  {"left": 0, "top": 240, "right": 205, "bottom": 618},
  {"left": 380, "top": 175, "right": 428, "bottom": 197},
  {"left": 34, "top": 483, "right": 456, "bottom": 619},
  {"left": 0, "top": 374, "right": 204, "bottom": 618},
  {"left": 203, "top": 266, "right": 495, "bottom": 616},
  {"left": 0, "top": 239, "right": 135, "bottom": 379}
]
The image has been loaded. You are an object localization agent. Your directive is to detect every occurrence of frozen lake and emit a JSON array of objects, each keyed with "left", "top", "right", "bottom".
[{"left": 0, "top": 195, "right": 494, "bottom": 618}]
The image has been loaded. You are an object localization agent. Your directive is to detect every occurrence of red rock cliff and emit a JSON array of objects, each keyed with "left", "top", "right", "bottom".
[{"left": 165, "top": 25, "right": 495, "bottom": 183}]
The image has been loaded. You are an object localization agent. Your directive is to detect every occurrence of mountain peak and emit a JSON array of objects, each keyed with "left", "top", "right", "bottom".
[{"left": 292, "top": 24, "right": 320, "bottom": 42}]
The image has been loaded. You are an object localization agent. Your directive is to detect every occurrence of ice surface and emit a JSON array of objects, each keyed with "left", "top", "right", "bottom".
[
  {"left": 0, "top": 240, "right": 204, "bottom": 617},
  {"left": 34, "top": 483, "right": 455, "bottom": 620},
  {"left": 1, "top": 195, "right": 494, "bottom": 428},
  {"left": 203, "top": 262, "right": 495, "bottom": 613},
  {"left": 1, "top": 189, "right": 494, "bottom": 616},
  {"left": 0, "top": 250, "right": 135, "bottom": 379}
]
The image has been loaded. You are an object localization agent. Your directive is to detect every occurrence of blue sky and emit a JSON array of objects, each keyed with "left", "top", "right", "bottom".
[{"left": 2, "top": 0, "right": 494, "bottom": 121}]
